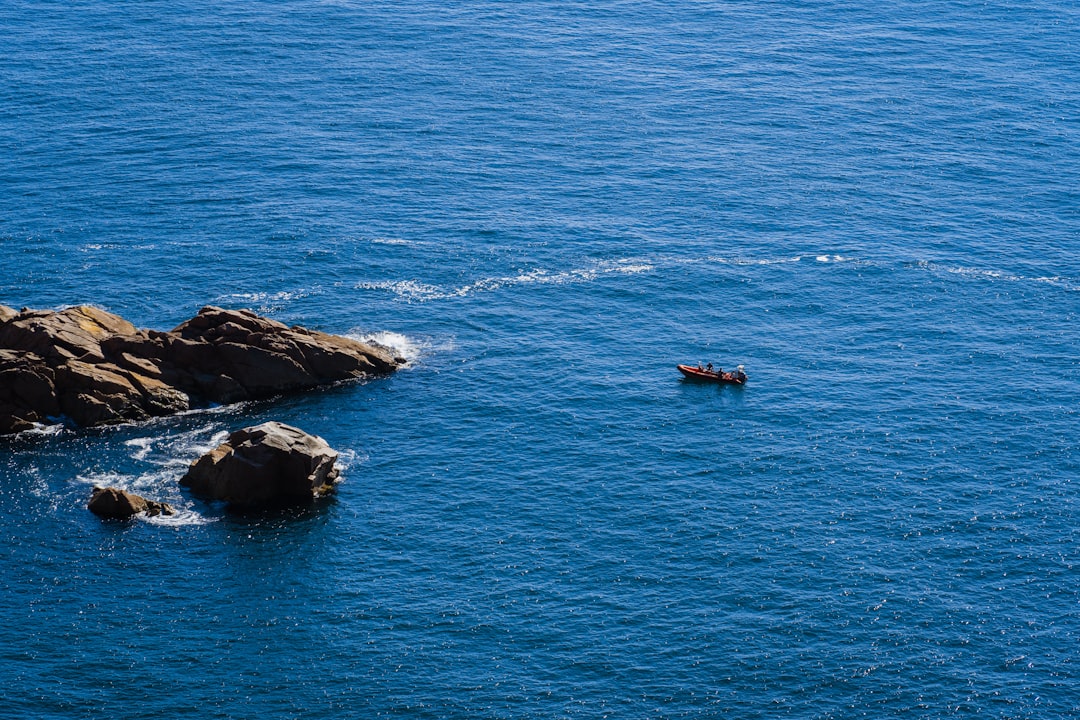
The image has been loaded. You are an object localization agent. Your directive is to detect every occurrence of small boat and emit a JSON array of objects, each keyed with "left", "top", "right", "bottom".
[{"left": 677, "top": 363, "right": 747, "bottom": 385}]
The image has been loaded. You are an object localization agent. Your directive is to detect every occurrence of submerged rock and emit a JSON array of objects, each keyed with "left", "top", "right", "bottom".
[
  {"left": 0, "top": 305, "right": 401, "bottom": 434},
  {"left": 180, "top": 421, "right": 340, "bottom": 509},
  {"left": 87, "top": 486, "right": 175, "bottom": 520}
]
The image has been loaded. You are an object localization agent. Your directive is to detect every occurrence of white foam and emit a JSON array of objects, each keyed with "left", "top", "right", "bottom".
[
  {"left": 220, "top": 290, "right": 303, "bottom": 304},
  {"left": 78, "top": 242, "right": 156, "bottom": 252},
  {"left": 910, "top": 260, "right": 1079, "bottom": 291},
  {"left": 919, "top": 261, "right": 1022, "bottom": 284},
  {"left": 602, "top": 259, "right": 654, "bottom": 274},
  {"left": 214, "top": 289, "right": 319, "bottom": 313},
  {"left": 124, "top": 436, "right": 157, "bottom": 461},
  {"left": 503, "top": 267, "right": 590, "bottom": 287},
  {"left": 79, "top": 428, "right": 229, "bottom": 525},
  {"left": 948, "top": 266, "right": 1019, "bottom": 282},
  {"left": 335, "top": 448, "right": 363, "bottom": 473},
  {"left": 714, "top": 255, "right": 802, "bottom": 266},
  {"left": 185, "top": 429, "right": 231, "bottom": 458},
  {"left": 612, "top": 263, "right": 654, "bottom": 273},
  {"left": 348, "top": 330, "right": 425, "bottom": 364},
  {"left": 356, "top": 279, "right": 447, "bottom": 302},
  {"left": 14, "top": 421, "right": 66, "bottom": 437},
  {"left": 75, "top": 470, "right": 134, "bottom": 488},
  {"left": 1034, "top": 276, "right": 1080, "bottom": 291},
  {"left": 172, "top": 403, "right": 247, "bottom": 419},
  {"left": 357, "top": 258, "right": 656, "bottom": 303},
  {"left": 144, "top": 508, "right": 217, "bottom": 527}
]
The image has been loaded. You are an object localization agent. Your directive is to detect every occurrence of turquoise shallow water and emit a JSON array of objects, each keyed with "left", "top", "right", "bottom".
[{"left": 1, "top": 1, "right": 1079, "bottom": 717}]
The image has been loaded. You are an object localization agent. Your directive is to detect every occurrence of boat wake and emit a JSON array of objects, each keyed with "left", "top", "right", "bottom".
[
  {"left": 213, "top": 288, "right": 322, "bottom": 315},
  {"left": 355, "top": 250, "right": 1078, "bottom": 315},
  {"left": 356, "top": 258, "right": 654, "bottom": 302},
  {"left": 907, "top": 260, "right": 1080, "bottom": 292}
]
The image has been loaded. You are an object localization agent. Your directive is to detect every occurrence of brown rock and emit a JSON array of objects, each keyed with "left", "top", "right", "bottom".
[
  {"left": 0, "top": 349, "right": 58, "bottom": 411},
  {"left": 0, "top": 410, "right": 36, "bottom": 434},
  {"left": 122, "top": 370, "right": 191, "bottom": 415},
  {"left": 0, "top": 304, "right": 401, "bottom": 434},
  {"left": 59, "top": 391, "right": 125, "bottom": 426},
  {"left": 87, "top": 485, "right": 175, "bottom": 520},
  {"left": 0, "top": 305, "right": 134, "bottom": 364},
  {"left": 161, "top": 334, "right": 215, "bottom": 371},
  {"left": 100, "top": 331, "right": 166, "bottom": 363},
  {"left": 0, "top": 350, "right": 58, "bottom": 429},
  {"left": 180, "top": 421, "right": 340, "bottom": 508},
  {"left": 73, "top": 305, "right": 138, "bottom": 337},
  {"left": 292, "top": 329, "right": 399, "bottom": 377},
  {"left": 114, "top": 351, "right": 165, "bottom": 379},
  {"left": 166, "top": 307, "right": 398, "bottom": 398},
  {"left": 54, "top": 360, "right": 149, "bottom": 426},
  {"left": 214, "top": 342, "right": 312, "bottom": 393},
  {"left": 207, "top": 373, "right": 248, "bottom": 404},
  {"left": 172, "top": 306, "right": 289, "bottom": 338},
  {"left": 56, "top": 358, "right": 139, "bottom": 397}
]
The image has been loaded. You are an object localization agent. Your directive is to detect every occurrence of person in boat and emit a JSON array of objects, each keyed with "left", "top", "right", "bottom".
[
  {"left": 706, "top": 363, "right": 713, "bottom": 372},
  {"left": 697, "top": 362, "right": 704, "bottom": 370}
]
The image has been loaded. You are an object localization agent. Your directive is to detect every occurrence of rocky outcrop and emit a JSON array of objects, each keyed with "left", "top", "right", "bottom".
[
  {"left": 180, "top": 422, "right": 340, "bottom": 508},
  {"left": 87, "top": 486, "right": 175, "bottom": 520},
  {"left": 0, "top": 304, "right": 402, "bottom": 434}
]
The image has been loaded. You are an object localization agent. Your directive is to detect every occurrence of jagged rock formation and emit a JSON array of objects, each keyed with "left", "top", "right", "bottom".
[
  {"left": 180, "top": 421, "right": 340, "bottom": 508},
  {"left": 87, "top": 485, "right": 175, "bottom": 520},
  {"left": 0, "top": 304, "right": 401, "bottom": 434}
]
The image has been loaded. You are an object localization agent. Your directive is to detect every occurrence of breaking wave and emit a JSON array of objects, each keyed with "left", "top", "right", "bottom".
[
  {"left": 348, "top": 330, "right": 426, "bottom": 364},
  {"left": 346, "top": 330, "right": 454, "bottom": 369},
  {"left": 76, "top": 467, "right": 216, "bottom": 526},
  {"left": 73, "top": 424, "right": 236, "bottom": 525}
]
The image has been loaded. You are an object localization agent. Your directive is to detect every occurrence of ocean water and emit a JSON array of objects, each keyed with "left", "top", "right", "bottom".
[{"left": 2, "top": 1, "right": 1079, "bottom": 717}]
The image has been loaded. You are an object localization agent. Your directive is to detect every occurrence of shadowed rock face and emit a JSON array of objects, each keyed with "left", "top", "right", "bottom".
[
  {"left": 0, "top": 305, "right": 402, "bottom": 434},
  {"left": 87, "top": 486, "right": 175, "bottom": 520},
  {"left": 180, "top": 421, "right": 340, "bottom": 508}
]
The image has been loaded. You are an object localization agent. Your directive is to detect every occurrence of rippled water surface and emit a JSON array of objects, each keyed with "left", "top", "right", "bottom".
[{"left": 2, "top": 1, "right": 1079, "bottom": 717}]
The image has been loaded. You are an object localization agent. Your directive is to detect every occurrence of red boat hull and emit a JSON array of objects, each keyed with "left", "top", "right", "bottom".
[{"left": 677, "top": 364, "right": 746, "bottom": 385}]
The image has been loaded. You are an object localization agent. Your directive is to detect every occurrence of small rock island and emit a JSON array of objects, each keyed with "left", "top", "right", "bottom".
[
  {"left": 0, "top": 304, "right": 403, "bottom": 434},
  {"left": 181, "top": 421, "right": 342, "bottom": 509},
  {"left": 87, "top": 486, "right": 175, "bottom": 520},
  {"left": 88, "top": 421, "right": 342, "bottom": 518}
]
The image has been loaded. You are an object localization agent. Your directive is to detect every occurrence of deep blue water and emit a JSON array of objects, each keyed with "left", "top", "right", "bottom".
[{"left": 2, "top": 1, "right": 1079, "bottom": 717}]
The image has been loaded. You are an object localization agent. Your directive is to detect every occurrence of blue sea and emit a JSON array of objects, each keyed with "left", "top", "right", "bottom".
[{"left": 2, "top": 1, "right": 1079, "bottom": 717}]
